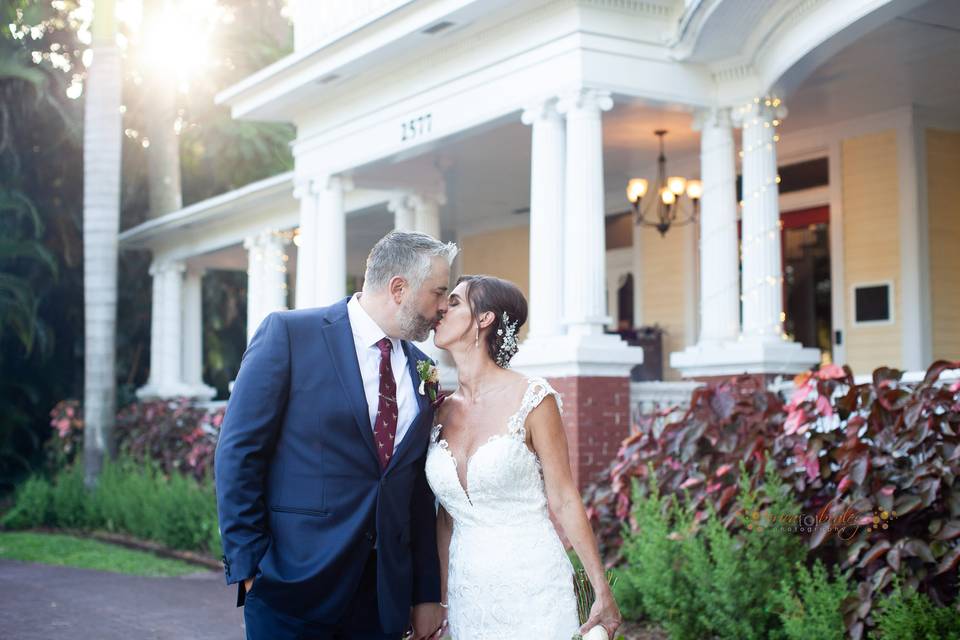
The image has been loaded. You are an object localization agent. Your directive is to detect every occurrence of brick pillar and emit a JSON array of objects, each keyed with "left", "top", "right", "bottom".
[{"left": 548, "top": 375, "right": 632, "bottom": 490}]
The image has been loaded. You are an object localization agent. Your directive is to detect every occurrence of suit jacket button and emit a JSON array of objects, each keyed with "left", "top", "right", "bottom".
[{"left": 365, "top": 531, "right": 375, "bottom": 542}]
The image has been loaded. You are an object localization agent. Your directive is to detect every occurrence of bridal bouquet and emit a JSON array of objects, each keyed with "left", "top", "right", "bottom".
[{"left": 572, "top": 567, "right": 619, "bottom": 640}]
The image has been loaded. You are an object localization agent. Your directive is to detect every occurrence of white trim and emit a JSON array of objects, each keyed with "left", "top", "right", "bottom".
[
  {"left": 683, "top": 217, "right": 698, "bottom": 347},
  {"left": 778, "top": 185, "right": 829, "bottom": 213},
  {"left": 850, "top": 280, "right": 895, "bottom": 327},
  {"left": 118, "top": 172, "right": 295, "bottom": 247},
  {"left": 895, "top": 109, "right": 931, "bottom": 369},
  {"left": 911, "top": 110, "right": 934, "bottom": 366},
  {"left": 827, "top": 140, "right": 846, "bottom": 366}
]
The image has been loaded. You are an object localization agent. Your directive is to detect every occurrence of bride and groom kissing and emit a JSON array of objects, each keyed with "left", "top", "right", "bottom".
[{"left": 214, "top": 231, "right": 621, "bottom": 639}]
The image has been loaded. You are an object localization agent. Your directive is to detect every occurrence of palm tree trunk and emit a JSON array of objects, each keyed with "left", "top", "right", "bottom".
[{"left": 82, "top": 0, "right": 122, "bottom": 488}]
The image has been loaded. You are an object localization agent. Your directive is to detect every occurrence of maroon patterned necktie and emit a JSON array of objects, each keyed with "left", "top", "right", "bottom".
[{"left": 373, "top": 337, "right": 398, "bottom": 470}]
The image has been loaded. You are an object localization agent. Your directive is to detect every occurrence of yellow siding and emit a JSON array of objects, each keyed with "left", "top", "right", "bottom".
[
  {"left": 926, "top": 129, "right": 960, "bottom": 361},
  {"left": 459, "top": 225, "right": 531, "bottom": 340},
  {"left": 640, "top": 227, "right": 690, "bottom": 380},
  {"left": 841, "top": 130, "right": 902, "bottom": 374}
]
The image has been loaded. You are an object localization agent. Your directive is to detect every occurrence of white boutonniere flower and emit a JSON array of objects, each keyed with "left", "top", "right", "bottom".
[{"left": 416, "top": 360, "right": 443, "bottom": 406}]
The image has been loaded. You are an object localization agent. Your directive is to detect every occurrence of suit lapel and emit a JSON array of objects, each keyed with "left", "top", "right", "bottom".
[{"left": 319, "top": 301, "right": 379, "bottom": 465}]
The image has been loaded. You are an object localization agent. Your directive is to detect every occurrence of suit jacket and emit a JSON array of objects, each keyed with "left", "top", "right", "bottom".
[{"left": 214, "top": 297, "right": 441, "bottom": 632}]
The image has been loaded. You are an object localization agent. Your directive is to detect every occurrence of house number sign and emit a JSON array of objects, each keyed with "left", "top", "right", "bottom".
[{"left": 401, "top": 114, "right": 432, "bottom": 142}]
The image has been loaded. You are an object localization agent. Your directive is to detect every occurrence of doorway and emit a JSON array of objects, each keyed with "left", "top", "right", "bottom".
[{"left": 781, "top": 206, "right": 832, "bottom": 363}]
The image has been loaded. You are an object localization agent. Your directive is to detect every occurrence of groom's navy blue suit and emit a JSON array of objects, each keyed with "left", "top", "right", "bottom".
[{"left": 214, "top": 297, "right": 441, "bottom": 637}]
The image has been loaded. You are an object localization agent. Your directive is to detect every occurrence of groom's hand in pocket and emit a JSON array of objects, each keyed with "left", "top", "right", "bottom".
[{"left": 243, "top": 577, "right": 254, "bottom": 594}]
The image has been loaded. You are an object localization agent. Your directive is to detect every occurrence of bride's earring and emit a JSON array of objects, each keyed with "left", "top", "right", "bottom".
[{"left": 475, "top": 327, "right": 480, "bottom": 348}]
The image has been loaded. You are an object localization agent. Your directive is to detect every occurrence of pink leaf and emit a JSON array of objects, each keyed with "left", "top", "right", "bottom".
[
  {"left": 816, "top": 394, "right": 834, "bottom": 417},
  {"left": 785, "top": 410, "right": 807, "bottom": 435}
]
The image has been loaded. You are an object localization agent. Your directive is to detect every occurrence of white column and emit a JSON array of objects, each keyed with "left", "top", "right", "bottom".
[
  {"left": 671, "top": 98, "right": 820, "bottom": 377},
  {"left": 181, "top": 267, "right": 215, "bottom": 400},
  {"left": 557, "top": 89, "right": 613, "bottom": 337},
  {"left": 313, "top": 175, "right": 348, "bottom": 306},
  {"left": 294, "top": 179, "right": 317, "bottom": 309},
  {"left": 139, "top": 260, "right": 200, "bottom": 398},
  {"left": 695, "top": 107, "right": 740, "bottom": 343},
  {"left": 244, "top": 233, "right": 266, "bottom": 344},
  {"left": 245, "top": 230, "right": 289, "bottom": 344},
  {"left": 410, "top": 192, "right": 444, "bottom": 240},
  {"left": 522, "top": 99, "right": 566, "bottom": 340},
  {"left": 738, "top": 97, "right": 786, "bottom": 343},
  {"left": 388, "top": 194, "right": 416, "bottom": 231},
  {"left": 159, "top": 261, "right": 186, "bottom": 391},
  {"left": 144, "top": 262, "right": 165, "bottom": 390},
  {"left": 262, "top": 231, "right": 291, "bottom": 315}
]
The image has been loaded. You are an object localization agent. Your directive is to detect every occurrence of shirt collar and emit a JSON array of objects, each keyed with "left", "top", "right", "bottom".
[{"left": 347, "top": 293, "right": 402, "bottom": 353}]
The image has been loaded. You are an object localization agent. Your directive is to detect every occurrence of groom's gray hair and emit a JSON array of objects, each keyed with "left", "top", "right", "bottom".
[{"left": 364, "top": 231, "right": 459, "bottom": 292}]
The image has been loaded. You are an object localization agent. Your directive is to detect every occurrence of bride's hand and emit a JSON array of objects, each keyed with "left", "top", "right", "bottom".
[{"left": 580, "top": 591, "right": 622, "bottom": 638}]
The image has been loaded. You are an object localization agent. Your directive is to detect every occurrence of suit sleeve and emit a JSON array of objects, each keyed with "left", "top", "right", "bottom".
[
  {"left": 410, "top": 447, "right": 442, "bottom": 604},
  {"left": 214, "top": 312, "right": 290, "bottom": 586}
]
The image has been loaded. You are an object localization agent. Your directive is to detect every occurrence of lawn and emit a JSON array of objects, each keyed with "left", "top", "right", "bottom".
[{"left": 0, "top": 531, "right": 204, "bottom": 577}]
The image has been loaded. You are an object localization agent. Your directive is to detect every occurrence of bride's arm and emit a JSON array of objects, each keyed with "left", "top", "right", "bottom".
[
  {"left": 436, "top": 504, "right": 453, "bottom": 606},
  {"left": 529, "top": 397, "right": 622, "bottom": 637}
]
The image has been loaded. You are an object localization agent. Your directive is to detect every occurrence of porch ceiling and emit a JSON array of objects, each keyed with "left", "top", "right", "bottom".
[{"left": 346, "top": 0, "right": 959, "bottom": 248}]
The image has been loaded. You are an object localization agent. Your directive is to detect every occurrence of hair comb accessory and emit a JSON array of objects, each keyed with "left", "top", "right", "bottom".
[{"left": 495, "top": 311, "right": 520, "bottom": 368}]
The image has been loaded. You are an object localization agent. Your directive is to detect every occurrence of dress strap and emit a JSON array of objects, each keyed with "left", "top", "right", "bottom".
[{"left": 507, "top": 377, "right": 563, "bottom": 439}]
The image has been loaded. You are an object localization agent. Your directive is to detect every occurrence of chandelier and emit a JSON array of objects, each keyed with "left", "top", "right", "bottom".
[{"left": 626, "top": 130, "right": 702, "bottom": 237}]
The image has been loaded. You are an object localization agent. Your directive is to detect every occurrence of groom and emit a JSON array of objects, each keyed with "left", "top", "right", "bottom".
[{"left": 215, "top": 231, "right": 458, "bottom": 639}]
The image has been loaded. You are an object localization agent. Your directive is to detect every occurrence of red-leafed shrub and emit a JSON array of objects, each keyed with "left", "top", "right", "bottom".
[
  {"left": 46, "top": 398, "right": 224, "bottom": 481},
  {"left": 584, "top": 361, "right": 960, "bottom": 638}
]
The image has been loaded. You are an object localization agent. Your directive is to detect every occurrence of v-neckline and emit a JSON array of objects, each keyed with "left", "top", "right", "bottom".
[{"left": 433, "top": 378, "right": 537, "bottom": 505}]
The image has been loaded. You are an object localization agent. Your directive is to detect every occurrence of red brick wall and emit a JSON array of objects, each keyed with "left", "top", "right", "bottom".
[{"left": 547, "top": 375, "right": 632, "bottom": 490}]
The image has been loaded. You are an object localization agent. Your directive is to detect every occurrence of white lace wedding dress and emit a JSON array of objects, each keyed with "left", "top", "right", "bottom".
[{"left": 425, "top": 377, "right": 580, "bottom": 639}]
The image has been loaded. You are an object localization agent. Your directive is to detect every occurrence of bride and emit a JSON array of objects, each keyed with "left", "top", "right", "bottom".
[{"left": 425, "top": 274, "right": 621, "bottom": 639}]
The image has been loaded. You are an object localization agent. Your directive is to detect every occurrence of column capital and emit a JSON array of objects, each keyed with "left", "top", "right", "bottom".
[
  {"left": 732, "top": 96, "right": 787, "bottom": 126},
  {"left": 692, "top": 106, "right": 733, "bottom": 132},
  {"left": 556, "top": 88, "right": 613, "bottom": 117},
  {"left": 245, "top": 229, "right": 290, "bottom": 250},
  {"left": 521, "top": 98, "right": 561, "bottom": 126},
  {"left": 149, "top": 260, "right": 185, "bottom": 276},
  {"left": 312, "top": 174, "right": 354, "bottom": 194},
  {"left": 408, "top": 190, "right": 447, "bottom": 210},
  {"left": 292, "top": 178, "right": 311, "bottom": 199},
  {"left": 387, "top": 192, "right": 413, "bottom": 212},
  {"left": 185, "top": 265, "right": 207, "bottom": 278}
]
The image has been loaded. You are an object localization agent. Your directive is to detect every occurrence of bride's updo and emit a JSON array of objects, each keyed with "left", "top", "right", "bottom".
[{"left": 458, "top": 274, "right": 528, "bottom": 368}]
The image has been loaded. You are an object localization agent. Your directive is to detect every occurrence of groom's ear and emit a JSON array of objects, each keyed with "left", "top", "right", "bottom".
[{"left": 387, "top": 275, "right": 407, "bottom": 302}]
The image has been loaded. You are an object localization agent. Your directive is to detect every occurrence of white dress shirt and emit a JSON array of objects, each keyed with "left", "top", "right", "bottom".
[{"left": 346, "top": 293, "right": 418, "bottom": 455}]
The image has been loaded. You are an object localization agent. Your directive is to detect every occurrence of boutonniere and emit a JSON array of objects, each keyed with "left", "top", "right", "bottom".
[{"left": 416, "top": 360, "right": 444, "bottom": 408}]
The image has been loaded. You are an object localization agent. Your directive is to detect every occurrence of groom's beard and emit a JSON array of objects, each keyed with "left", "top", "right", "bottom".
[{"left": 397, "top": 300, "right": 436, "bottom": 343}]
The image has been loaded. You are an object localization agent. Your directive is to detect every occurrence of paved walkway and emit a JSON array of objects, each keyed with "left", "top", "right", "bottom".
[{"left": 0, "top": 559, "right": 244, "bottom": 639}]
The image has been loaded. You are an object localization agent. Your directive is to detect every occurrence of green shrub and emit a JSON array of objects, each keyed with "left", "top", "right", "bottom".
[
  {"left": 49, "top": 464, "right": 92, "bottom": 529},
  {"left": 1, "top": 458, "right": 220, "bottom": 556},
  {"left": 773, "top": 560, "right": 851, "bottom": 640},
  {"left": 617, "top": 463, "right": 807, "bottom": 640},
  {"left": 1, "top": 475, "right": 52, "bottom": 529},
  {"left": 873, "top": 578, "right": 960, "bottom": 640}
]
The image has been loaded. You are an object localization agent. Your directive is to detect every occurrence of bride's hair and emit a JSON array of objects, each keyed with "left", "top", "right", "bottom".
[{"left": 457, "top": 275, "right": 527, "bottom": 368}]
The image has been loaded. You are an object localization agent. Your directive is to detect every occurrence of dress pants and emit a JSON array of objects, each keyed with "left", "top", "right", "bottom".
[{"left": 243, "top": 550, "right": 404, "bottom": 640}]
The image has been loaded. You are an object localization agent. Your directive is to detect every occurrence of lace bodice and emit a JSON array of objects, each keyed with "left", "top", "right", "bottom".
[{"left": 424, "top": 377, "right": 579, "bottom": 639}]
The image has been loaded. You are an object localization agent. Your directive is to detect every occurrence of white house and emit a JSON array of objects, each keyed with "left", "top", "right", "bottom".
[{"left": 119, "top": 0, "right": 960, "bottom": 486}]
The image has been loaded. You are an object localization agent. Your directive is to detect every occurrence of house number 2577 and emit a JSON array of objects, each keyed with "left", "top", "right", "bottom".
[{"left": 401, "top": 114, "right": 432, "bottom": 142}]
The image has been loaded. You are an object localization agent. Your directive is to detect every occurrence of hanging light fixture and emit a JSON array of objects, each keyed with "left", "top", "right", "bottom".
[{"left": 626, "top": 130, "right": 701, "bottom": 237}]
